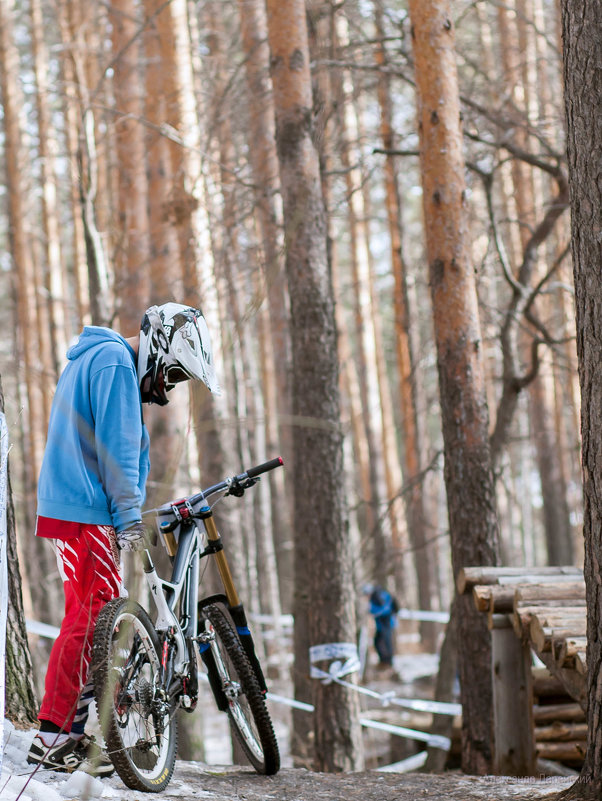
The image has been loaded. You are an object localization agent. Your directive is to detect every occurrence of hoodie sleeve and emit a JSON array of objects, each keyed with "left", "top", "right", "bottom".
[{"left": 90, "top": 362, "right": 146, "bottom": 532}]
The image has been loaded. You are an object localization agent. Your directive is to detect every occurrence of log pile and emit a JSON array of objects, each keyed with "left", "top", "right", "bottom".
[
  {"left": 458, "top": 565, "right": 587, "bottom": 774},
  {"left": 533, "top": 669, "right": 586, "bottom": 769},
  {"left": 459, "top": 565, "right": 587, "bottom": 705}
]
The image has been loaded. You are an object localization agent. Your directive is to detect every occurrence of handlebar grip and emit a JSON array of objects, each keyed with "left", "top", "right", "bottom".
[{"left": 246, "top": 456, "right": 284, "bottom": 479}]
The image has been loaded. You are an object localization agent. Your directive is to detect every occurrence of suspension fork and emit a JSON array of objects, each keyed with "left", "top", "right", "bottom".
[
  {"left": 198, "top": 505, "right": 240, "bottom": 606},
  {"left": 198, "top": 505, "right": 268, "bottom": 693}
]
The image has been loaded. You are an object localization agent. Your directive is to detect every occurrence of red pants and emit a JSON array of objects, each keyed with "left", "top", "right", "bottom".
[{"left": 39, "top": 525, "right": 122, "bottom": 731}]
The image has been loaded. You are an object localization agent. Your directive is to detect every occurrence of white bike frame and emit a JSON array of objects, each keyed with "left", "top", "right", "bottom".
[{"left": 140, "top": 520, "right": 203, "bottom": 675}]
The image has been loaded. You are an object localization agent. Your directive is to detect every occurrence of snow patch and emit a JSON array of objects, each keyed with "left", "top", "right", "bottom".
[{"left": 61, "top": 771, "right": 105, "bottom": 799}]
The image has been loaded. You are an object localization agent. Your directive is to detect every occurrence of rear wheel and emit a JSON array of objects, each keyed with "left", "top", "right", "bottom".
[
  {"left": 92, "top": 599, "right": 178, "bottom": 792},
  {"left": 202, "top": 603, "right": 280, "bottom": 774}
]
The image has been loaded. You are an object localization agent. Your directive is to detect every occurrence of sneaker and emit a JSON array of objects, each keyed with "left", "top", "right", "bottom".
[
  {"left": 27, "top": 733, "right": 114, "bottom": 777},
  {"left": 72, "top": 734, "right": 115, "bottom": 777}
]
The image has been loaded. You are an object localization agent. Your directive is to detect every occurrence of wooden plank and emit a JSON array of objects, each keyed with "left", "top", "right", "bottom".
[
  {"left": 513, "top": 605, "right": 585, "bottom": 643},
  {"left": 457, "top": 566, "right": 583, "bottom": 594},
  {"left": 533, "top": 669, "right": 569, "bottom": 699},
  {"left": 536, "top": 741, "right": 586, "bottom": 764},
  {"left": 575, "top": 651, "right": 587, "bottom": 675},
  {"left": 473, "top": 584, "right": 494, "bottom": 612},
  {"left": 536, "top": 653, "right": 587, "bottom": 708},
  {"left": 474, "top": 584, "right": 516, "bottom": 614},
  {"left": 491, "top": 620, "right": 536, "bottom": 776},
  {"left": 514, "top": 581, "right": 585, "bottom": 605},
  {"left": 531, "top": 619, "right": 587, "bottom": 654},
  {"left": 533, "top": 703, "right": 586, "bottom": 724},
  {"left": 513, "top": 608, "right": 537, "bottom": 640},
  {"left": 535, "top": 722, "right": 588, "bottom": 742},
  {"left": 519, "top": 606, "right": 587, "bottom": 622},
  {"left": 557, "top": 637, "right": 588, "bottom": 668}
]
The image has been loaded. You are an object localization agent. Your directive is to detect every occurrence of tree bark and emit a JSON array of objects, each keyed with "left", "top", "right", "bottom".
[
  {"left": 374, "top": 0, "right": 435, "bottom": 636},
  {"left": 407, "top": 0, "right": 500, "bottom": 774},
  {"left": 557, "top": 2, "right": 602, "bottom": 798},
  {"left": 331, "top": 15, "right": 388, "bottom": 584},
  {"left": 0, "top": 0, "right": 47, "bottom": 485},
  {"left": 0, "top": 376, "right": 38, "bottom": 725},
  {"left": 30, "top": 0, "right": 68, "bottom": 377},
  {"left": 109, "top": 0, "right": 150, "bottom": 335},
  {"left": 266, "top": 0, "right": 364, "bottom": 772}
]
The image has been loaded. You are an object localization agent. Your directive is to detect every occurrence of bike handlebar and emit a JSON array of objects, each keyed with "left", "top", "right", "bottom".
[
  {"left": 150, "top": 456, "right": 285, "bottom": 519},
  {"left": 246, "top": 456, "right": 284, "bottom": 479}
]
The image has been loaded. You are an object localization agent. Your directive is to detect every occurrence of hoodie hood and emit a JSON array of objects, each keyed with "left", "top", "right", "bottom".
[{"left": 67, "top": 326, "right": 135, "bottom": 362}]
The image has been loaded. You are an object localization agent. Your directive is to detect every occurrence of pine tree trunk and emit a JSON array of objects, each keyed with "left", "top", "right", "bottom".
[
  {"left": 236, "top": 0, "right": 294, "bottom": 611},
  {"left": 374, "top": 0, "right": 436, "bottom": 634},
  {"left": 236, "top": 0, "right": 292, "bottom": 460},
  {"left": 333, "top": 15, "right": 390, "bottom": 587},
  {"left": 109, "top": 0, "right": 150, "bottom": 334},
  {"left": 407, "top": 0, "right": 499, "bottom": 774},
  {"left": 557, "top": 2, "right": 602, "bottom": 797},
  {"left": 57, "top": 0, "right": 89, "bottom": 328},
  {"left": 307, "top": 5, "right": 366, "bottom": 599},
  {"left": 0, "top": 377, "right": 38, "bottom": 725},
  {"left": 266, "top": 0, "right": 364, "bottom": 772},
  {"left": 30, "top": 0, "right": 68, "bottom": 377},
  {"left": 0, "top": 0, "right": 46, "bottom": 485}
]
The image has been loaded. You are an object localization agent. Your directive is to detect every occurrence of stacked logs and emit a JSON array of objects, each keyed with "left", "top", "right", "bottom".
[
  {"left": 458, "top": 566, "right": 587, "bottom": 773},
  {"left": 532, "top": 668, "right": 586, "bottom": 770}
]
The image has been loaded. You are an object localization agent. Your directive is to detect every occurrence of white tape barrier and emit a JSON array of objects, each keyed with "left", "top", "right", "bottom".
[
  {"left": 0, "top": 414, "right": 9, "bottom": 773},
  {"left": 310, "top": 641, "right": 460, "bottom": 716},
  {"left": 265, "top": 692, "right": 450, "bottom": 751},
  {"left": 248, "top": 612, "right": 294, "bottom": 627},
  {"left": 26, "top": 619, "right": 60, "bottom": 640},
  {"left": 249, "top": 609, "right": 450, "bottom": 625},
  {"left": 397, "top": 608, "right": 450, "bottom": 623},
  {"left": 330, "top": 677, "right": 461, "bottom": 717},
  {"left": 309, "top": 642, "right": 361, "bottom": 683},
  {"left": 377, "top": 750, "right": 428, "bottom": 773}
]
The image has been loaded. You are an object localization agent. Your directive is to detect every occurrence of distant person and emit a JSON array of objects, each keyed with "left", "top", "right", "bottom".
[
  {"left": 364, "top": 584, "right": 399, "bottom": 669},
  {"left": 27, "top": 302, "right": 219, "bottom": 775}
]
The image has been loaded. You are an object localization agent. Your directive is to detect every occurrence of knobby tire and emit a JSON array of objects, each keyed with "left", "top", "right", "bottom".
[
  {"left": 203, "top": 603, "right": 280, "bottom": 775},
  {"left": 92, "top": 598, "right": 178, "bottom": 792}
]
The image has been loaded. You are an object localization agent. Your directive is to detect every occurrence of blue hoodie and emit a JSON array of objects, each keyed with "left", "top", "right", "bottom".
[{"left": 37, "top": 327, "right": 151, "bottom": 532}]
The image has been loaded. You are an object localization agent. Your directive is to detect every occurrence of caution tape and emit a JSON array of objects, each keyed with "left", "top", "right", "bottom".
[
  {"left": 265, "top": 692, "right": 450, "bottom": 750},
  {"left": 309, "top": 642, "right": 361, "bottom": 684},
  {"left": 397, "top": 608, "right": 450, "bottom": 623},
  {"left": 309, "top": 641, "right": 460, "bottom": 716},
  {"left": 26, "top": 619, "right": 61, "bottom": 640}
]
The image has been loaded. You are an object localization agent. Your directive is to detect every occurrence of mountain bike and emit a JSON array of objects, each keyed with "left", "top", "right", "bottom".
[{"left": 91, "top": 457, "right": 284, "bottom": 792}]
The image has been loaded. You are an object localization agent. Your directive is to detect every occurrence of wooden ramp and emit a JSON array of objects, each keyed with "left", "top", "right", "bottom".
[{"left": 458, "top": 565, "right": 586, "bottom": 775}]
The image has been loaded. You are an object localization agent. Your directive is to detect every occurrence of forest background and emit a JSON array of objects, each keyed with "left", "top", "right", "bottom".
[{"left": 0, "top": 0, "right": 579, "bottom": 779}]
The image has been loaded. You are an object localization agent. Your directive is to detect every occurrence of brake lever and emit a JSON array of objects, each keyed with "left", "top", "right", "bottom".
[{"left": 226, "top": 476, "right": 259, "bottom": 497}]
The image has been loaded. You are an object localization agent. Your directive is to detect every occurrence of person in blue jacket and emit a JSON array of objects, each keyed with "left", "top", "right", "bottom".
[
  {"left": 27, "top": 302, "right": 219, "bottom": 775},
  {"left": 364, "top": 584, "right": 399, "bottom": 668}
]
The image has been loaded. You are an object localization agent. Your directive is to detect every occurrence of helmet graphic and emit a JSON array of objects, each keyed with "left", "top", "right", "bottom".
[{"left": 137, "top": 302, "right": 220, "bottom": 405}]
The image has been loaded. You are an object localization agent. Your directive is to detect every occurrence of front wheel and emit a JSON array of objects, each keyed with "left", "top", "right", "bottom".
[
  {"left": 202, "top": 603, "right": 280, "bottom": 775},
  {"left": 92, "top": 598, "right": 178, "bottom": 792}
]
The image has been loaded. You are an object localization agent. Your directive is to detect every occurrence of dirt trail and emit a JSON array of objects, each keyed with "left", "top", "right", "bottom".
[{"left": 165, "top": 763, "right": 572, "bottom": 801}]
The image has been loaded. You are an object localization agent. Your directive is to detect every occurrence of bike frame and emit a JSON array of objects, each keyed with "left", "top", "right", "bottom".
[
  {"left": 139, "top": 456, "right": 284, "bottom": 679},
  {"left": 138, "top": 523, "right": 200, "bottom": 675}
]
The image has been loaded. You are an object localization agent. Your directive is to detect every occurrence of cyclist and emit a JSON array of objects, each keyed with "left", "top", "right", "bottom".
[
  {"left": 27, "top": 302, "right": 220, "bottom": 774},
  {"left": 363, "top": 584, "right": 399, "bottom": 671}
]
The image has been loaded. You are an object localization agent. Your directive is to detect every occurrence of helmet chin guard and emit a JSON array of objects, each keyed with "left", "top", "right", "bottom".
[{"left": 137, "top": 302, "right": 220, "bottom": 405}]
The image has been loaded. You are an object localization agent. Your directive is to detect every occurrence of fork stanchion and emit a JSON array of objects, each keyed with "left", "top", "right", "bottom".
[{"left": 199, "top": 506, "right": 240, "bottom": 608}]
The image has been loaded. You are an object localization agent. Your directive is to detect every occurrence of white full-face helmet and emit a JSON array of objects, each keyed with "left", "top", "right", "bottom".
[{"left": 137, "top": 302, "right": 220, "bottom": 405}]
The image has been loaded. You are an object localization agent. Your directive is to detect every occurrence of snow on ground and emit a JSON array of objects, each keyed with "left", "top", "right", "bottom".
[
  {"left": 0, "top": 685, "right": 290, "bottom": 801},
  {"left": 1, "top": 721, "right": 144, "bottom": 800},
  {"left": 0, "top": 719, "right": 220, "bottom": 801}
]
